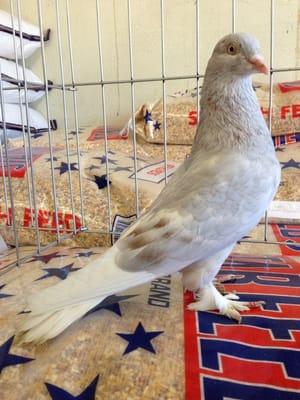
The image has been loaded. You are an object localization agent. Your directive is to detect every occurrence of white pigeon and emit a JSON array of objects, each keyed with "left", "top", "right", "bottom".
[{"left": 18, "top": 33, "right": 281, "bottom": 343}]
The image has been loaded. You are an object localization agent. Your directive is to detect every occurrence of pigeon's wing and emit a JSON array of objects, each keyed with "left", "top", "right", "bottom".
[{"left": 117, "top": 148, "right": 280, "bottom": 275}]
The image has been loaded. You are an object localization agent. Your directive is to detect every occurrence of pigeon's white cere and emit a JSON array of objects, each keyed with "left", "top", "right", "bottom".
[{"left": 17, "top": 33, "right": 281, "bottom": 343}]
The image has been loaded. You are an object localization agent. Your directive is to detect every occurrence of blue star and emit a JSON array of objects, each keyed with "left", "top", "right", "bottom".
[
  {"left": 35, "top": 263, "right": 80, "bottom": 281},
  {"left": 93, "top": 175, "right": 111, "bottom": 190},
  {"left": 46, "top": 156, "right": 59, "bottom": 162},
  {"left": 75, "top": 251, "right": 100, "bottom": 258},
  {"left": 18, "top": 310, "right": 31, "bottom": 315},
  {"left": 237, "top": 235, "right": 251, "bottom": 245},
  {"left": 0, "top": 336, "right": 33, "bottom": 374},
  {"left": 0, "top": 284, "right": 13, "bottom": 299},
  {"left": 45, "top": 375, "right": 99, "bottom": 400},
  {"left": 112, "top": 166, "right": 133, "bottom": 173},
  {"left": 68, "top": 129, "right": 84, "bottom": 136},
  {"left": 29, "top": 252, "right": 62, "bottom": 264},
  {"left": 116, "top": 322, "right": 163, "bottom": 355},
  {"left": 153, "top": 120, "right": 161, "bottom": 130},
  {"left": 252, "top": 84, "right": 262, "bottom": 92},
  {"left": 93, "top": 155, "right": 118, "bottom": 165},
  {"left": 144, "top": 110, "right": 152, "bottom": 124},
  {"left": 126, "top": 155, "right": 148, "bottom": 162},
  {"left": 88, "top": 165, "right": 100, "bottom": 171},
  {"left": 280, "top": 159, "right": 300, "bottom": 169},
  {"left": 85, "top": 294, "right": 139, "bottom": 317},
  {"left": 55, "top": 162, "right": 78, "bottom": 175},
  {"left": 97, "top": 156, "right": 106, "bottom": 163}
]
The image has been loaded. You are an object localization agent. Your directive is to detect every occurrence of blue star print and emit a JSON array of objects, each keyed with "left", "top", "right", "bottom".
[
  {"left": 88, "top": 165, "right": 100, "bottom": 171},
  {"left": 29, "top": 252, "right": 62, "bottom": 264},
  {"left": 237, "top": 235, "right": 251, "bottom": 245},
  {"left": 93, "top": 175, "right": 111, "bottom": 190},
  {"left": 280, "top": 159, "right": 300, "bottom": 169},
  {"left": 153, "top": 120, "right": 161, "bottom": 130},
  {"left": 0, "top": 284, "right": 13, "bottom": 299},
  {"left": 0, "top": 336, "right": 33, "bottom": 374},
  {"left": 35, "top": 263, "right": 80, "bottom": 281},
  {"left": 46, "top": 156, "right": 59, "bottom": 162},
  {"left": 112, "top": 166, "right": 133, "bottom": 173},
  {"left": 144, "top": 110, "right": 153, "bottom": 123},
  {"left": 45, "top": 375, "right": 99, "bottom": 400},
  {"left": 85, "top": 294, "right": 139, "bottom": 317},
  {"left": 75, "top": 251, "right": 100, "bottom": 258},
  {"left": 68, "top": 128, "right": 84, "bottom": 136},
  {"left": 116, "top": 322, "right": 163, "bottom": 355},
  {"left": 93, "top": 155, "right": 118, "bottom": 165},
  {"left": 55, "top": 162, "right": 79, "bottom": 175}
]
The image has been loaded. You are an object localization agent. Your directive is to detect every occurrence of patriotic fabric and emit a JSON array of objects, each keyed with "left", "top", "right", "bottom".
[
  {"left": 272, "top": 132, "right": 300, "bottom": 149},
  {"left": 184, "top": 242, "right": 300, "bottom": 399}
]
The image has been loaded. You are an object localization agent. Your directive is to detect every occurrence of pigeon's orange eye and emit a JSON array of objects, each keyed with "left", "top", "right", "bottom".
[{"left": 227, "top": 45, "right": 237, "bottom": 55}]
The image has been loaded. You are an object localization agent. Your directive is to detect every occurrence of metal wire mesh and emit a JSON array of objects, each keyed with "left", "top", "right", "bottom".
[{"left": 0, "top": 0, "right": 299, "bottom": 272}]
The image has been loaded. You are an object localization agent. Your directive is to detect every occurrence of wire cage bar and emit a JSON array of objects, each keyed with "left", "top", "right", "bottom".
[{"left": 0, "top": 0, "right": 300, "bottom": 274}]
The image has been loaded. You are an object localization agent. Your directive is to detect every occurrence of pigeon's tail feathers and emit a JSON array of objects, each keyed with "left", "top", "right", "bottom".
[
  {"left": 17, "top": 298, "right": 104, "bottom": 344},
  {"left": 17, "top": 247, "right": 154, "bottom": 344}
]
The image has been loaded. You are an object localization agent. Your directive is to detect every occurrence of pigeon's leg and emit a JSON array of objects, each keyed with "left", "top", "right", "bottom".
[
  {"left": 182, "top": 244, "right": 235, "bottom": 293},
  {"left": 182, "top": 245, "right": 264, "bottom": 320},
  {"left": 187, "top": 283, "right": 264, "bottom": 322}
]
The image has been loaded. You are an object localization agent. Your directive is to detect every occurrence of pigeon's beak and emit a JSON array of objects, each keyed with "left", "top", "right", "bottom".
[{"left": 248, "top": 55, "right": 269, "bottom": 75}]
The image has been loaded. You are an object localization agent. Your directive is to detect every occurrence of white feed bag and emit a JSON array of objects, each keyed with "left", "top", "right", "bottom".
[
  {"left": 0, "top": 103, "right": 56, "bottom": 140},
  {"left": 0, "top": 58, "right": 47, "bottom": 103},
  {"left": 0, "top": 9, "right": 50, "bottom": 59}
]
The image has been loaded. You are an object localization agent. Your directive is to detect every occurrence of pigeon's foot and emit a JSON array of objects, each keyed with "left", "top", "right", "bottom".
[{"left": 187, "top": 283, "right": 264, "bottom": 322}]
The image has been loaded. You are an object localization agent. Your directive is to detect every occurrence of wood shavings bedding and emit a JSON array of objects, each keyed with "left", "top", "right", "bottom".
[
  {"left": 1, "top": 123, "right": 298, "bottom": 247},
  {"left": 274, "top": 143, "right": 300, "bottom": 202},
  {"left": 0, "top": 129, "right": 179, "bottom": 247},
  {"left": 129, "top": 81, "right": 300, "bottom": 146}
]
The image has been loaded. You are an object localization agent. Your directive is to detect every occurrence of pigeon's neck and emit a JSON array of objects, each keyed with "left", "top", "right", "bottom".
[{"left": 192, "top": 75, "right": 271, "bottom": 153}]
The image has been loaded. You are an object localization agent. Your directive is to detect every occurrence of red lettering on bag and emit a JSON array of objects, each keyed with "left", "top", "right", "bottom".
[
  {"left": 292, "top": 104, "right": 300, "bottom": 118},
  {"left": 280, "top": 105, "right": 291, "bottom": 119},
  {"left": 147, "top": 163, "right": 175, "bottom": 176},
  {"left": 0, "top": 208, "right": 12, "bottom": 225},
  {"left": 64, "top": 213, "right": 81, "bottom": 230},
  {"left": 38, "top": 210, "right": 51, "bottom": 228},
  {"left": 188, "top": 111, "right": 198, "bottom": 126},
  {"left": 23, "top": 208, "right": 34, "bottom": 227},
  {"left": 22, "top": 207, "right": 81, "bottom": 232},
  {"left": 286, "top": 134, "right": 296, "bottom": 144}
]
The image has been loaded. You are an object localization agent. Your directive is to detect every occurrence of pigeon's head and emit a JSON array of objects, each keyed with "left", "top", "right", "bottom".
[{"left": 207, "top": 33, "right": 268, "bottom": 78}]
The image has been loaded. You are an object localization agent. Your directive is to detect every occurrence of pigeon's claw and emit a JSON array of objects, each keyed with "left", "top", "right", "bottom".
[
  {"left": 220, "top": 299, "right": 265, "bottom": 322},
  {"left": 213, "top": 274, "right": 237, "bottom": 295},
  {"left": 214, "top": 274, "right": 237, "bottom": 284},
  {"left": 188, "top": 284, "right": 265, "bottom": 322},
  {"left": 214, "top": 282, "right": 226, "bottom": 295}
]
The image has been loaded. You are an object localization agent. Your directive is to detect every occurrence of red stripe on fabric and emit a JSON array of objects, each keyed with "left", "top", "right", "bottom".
[{"left": 184, "top": 291, "right": 201, "bottom": 400}]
